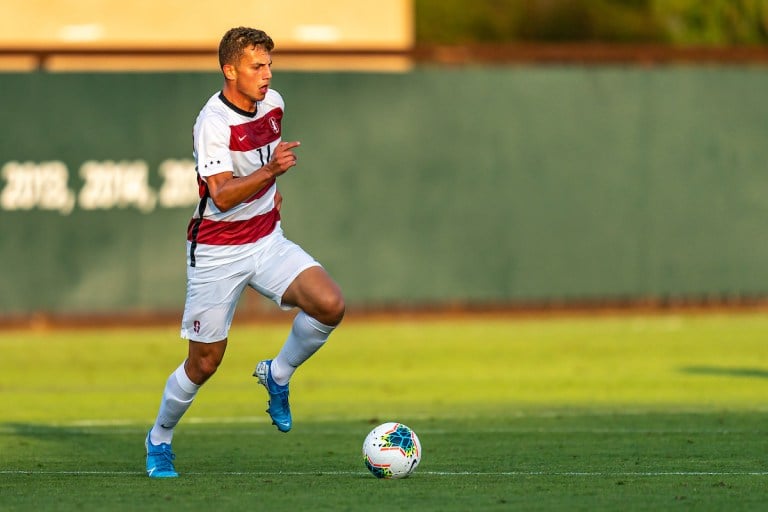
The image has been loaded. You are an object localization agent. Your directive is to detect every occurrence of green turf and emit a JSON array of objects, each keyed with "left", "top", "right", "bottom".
[{"left": 1, "top": 313, "right": 768, "bottom": 510}]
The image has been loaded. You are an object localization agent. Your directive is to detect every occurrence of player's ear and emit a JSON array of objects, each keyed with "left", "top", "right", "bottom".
[{"left": 222, "top": 63, "right": 237, "bottom": 81}]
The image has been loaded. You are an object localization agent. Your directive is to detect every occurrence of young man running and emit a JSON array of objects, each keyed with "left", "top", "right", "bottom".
[{"left": 145, "top": 27, "right": 345, "bottom": 478}]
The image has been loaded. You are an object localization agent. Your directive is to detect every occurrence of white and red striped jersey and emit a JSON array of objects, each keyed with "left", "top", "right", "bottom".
[{"left": 187, "top": 89, "right": 284, "bottom": 267}]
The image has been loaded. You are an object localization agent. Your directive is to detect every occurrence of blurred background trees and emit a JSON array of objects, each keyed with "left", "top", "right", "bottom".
[{"left": 414, "top": 0, "right": 768, "bottom": 45}]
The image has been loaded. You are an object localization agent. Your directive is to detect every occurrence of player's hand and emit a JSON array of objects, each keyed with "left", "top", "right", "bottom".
[
  {"left": 274, "top": 189, "right": 283, "bottom": 212},
  {"left": 265, "top": 141, "right": 300, "bottom": 177}
]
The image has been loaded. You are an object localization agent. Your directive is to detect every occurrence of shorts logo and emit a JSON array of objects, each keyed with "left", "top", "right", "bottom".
[
  {"left": 193, "top": 320, "right": 201, "bottom": 334},
  {"left": 269, "top": 117, "right": 280, "bottom": 134}
]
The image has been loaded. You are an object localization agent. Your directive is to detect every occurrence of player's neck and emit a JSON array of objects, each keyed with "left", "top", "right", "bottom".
[{"left": 221, "top": 86, "right": 257, "bottom": 114}]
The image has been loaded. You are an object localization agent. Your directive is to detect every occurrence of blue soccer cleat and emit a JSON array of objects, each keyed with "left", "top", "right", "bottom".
[
  {"left": 254, "top": 360, "right": 292, "bottom": 433},
  {"left": 145, "top": 431, "right": 179, "bottom": 478}
]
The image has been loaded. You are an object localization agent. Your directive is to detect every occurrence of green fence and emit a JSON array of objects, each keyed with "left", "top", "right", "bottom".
[{"left": 1, "top": 66, "right": 766, "bottom": 315}]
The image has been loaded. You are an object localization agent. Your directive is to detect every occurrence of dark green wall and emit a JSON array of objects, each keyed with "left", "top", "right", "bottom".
[{"left": 1, "top": 66, "right": 766, "bottom": 315}]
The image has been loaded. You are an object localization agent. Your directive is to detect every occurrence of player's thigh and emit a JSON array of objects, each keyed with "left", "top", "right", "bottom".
[
  {"left": 181, "top": 260, "right": 251, "bottom": 342},
  {"left": 282, "top": 265, "right": 343, "bottom": 317},
  {"left": 248, "top": 234, "right": 320, "bottom": 309}
]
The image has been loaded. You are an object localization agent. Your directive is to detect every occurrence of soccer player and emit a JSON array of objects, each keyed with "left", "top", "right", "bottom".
[{"left": 145, "top": 27, "right": 345, "bottom": 478}]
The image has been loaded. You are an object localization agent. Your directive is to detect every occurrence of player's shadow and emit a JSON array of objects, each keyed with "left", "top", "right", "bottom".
[{"left": 679, "top": 365, "right": 768, "bottom": 379}]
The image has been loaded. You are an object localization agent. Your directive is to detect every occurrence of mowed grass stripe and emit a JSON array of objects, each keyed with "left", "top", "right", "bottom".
[
  {"left": 4, "top": 314, "right": 768, "bottom": 423},
  {"left": 5, "top": 314, "right": 768, "bottom": 422}
]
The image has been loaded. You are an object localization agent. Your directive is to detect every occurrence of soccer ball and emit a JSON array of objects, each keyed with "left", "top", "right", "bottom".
[{"left": 362, "top": 422, "right": 421, "bottom": 479}]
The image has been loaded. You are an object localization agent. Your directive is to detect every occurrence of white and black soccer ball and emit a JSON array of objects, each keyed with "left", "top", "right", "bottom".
[{"left": 362, "top": 422, "right": 421, "bottom": 479}]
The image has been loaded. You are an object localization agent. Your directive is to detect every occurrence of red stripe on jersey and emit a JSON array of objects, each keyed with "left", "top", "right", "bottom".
[
  {"left": 229, "top": 108, "right": 283, "bottom": 152},
  {"left": 187, "top": 207, "right": 280, "bottom": 245},
  {"left": 199, "top": 174, "right": 274, "bottom": 202}
]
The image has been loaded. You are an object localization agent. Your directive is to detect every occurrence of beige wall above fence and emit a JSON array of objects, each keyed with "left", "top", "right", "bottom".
[{"left": 0, "top": 0, "right": 413, "bottom": 51}]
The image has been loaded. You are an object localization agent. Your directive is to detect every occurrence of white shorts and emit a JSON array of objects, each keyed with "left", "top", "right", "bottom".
[{"left": 180, "top": 229, "right": 320, "bottom": 342}]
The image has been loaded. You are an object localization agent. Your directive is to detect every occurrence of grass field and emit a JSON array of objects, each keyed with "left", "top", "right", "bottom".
[{"left": 2, "top": 312, "right": 768, "bottom": 510}]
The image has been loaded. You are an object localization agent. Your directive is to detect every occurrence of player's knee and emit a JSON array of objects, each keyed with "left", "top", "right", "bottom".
[
  {"left": 318, "top": 290, "right": 345, "bottom": 326},
  {"left": 200, "top": 357, "right": 222, "bottom": 378},
  {"left": 186, "top": 354, "right": 222, "bottom": 384}
]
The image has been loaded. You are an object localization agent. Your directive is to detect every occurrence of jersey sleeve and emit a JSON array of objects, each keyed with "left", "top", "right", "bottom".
[{"left": 195, "top": 112, "right": 233, "bottom": 179}]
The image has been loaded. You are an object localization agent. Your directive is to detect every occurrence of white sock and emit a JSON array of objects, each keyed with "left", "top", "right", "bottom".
[
  {"left": 149, "top": 362, "right": 200, "bottom": 445},
  {"left": 270, "top": 311, "right": 335, "bottom": 386}
]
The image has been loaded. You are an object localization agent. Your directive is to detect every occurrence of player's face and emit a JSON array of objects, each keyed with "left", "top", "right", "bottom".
[{"left": 227, "top": 46, "right": 272, "bottom": 109}]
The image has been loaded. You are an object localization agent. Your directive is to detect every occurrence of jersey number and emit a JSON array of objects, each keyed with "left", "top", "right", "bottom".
[{"left": 256, "top": 146, "right": 272, "bottom": 167}]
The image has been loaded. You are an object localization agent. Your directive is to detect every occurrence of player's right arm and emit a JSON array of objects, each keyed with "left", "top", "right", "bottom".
[{"left": 205, "top": 141, "right": 300, "bottom": 212}]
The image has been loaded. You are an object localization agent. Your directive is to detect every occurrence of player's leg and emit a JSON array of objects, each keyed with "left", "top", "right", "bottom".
[
  {"left": 185, "top": 339, "right": 229, "bottom": 384},
  {"left": 147, "top": 260, "right": 248, "bottom": 476},
  {"left": 145, "top": 359, "right": 199, "bottom": 478},
  {"left": 149, "top": 340, "right": 227, "bottom": 441},
  {"left": 250, "top": 233, "right": 345, "bottom": 431},
  {"left": 146, "top": 339, "right": 228, "bottom": 477},
  {"left": 270, "top": 266, "right": 345, "bottom": 384},
  {"left": 283, "top": 265, "right": 345, "bottom": 325}
]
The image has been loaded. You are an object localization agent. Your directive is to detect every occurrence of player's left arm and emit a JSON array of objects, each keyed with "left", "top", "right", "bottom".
[{"left": 206, "top": 141, "right": 298, "bottom": 212}]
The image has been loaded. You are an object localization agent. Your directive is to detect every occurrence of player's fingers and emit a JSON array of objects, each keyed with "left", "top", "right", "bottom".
[
  {"left": 281, "top": 153, "right": 297, "bottom": 167},
  {"left": 279, "top": 141, "right": 301, "bottom": 150}
]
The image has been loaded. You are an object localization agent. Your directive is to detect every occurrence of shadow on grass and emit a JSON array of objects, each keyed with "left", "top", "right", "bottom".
[
  {"left": 680, "top": 365, "right": 768, "bottom": 380},
  {"left": 0, "top": 421, "right": 364, "bottom": 476},
  {"left": 0, "top": 423, "right": 146, "bottom": 475}
]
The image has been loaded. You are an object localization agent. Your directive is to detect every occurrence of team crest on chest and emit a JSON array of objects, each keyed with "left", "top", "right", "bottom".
[
  {"left": 229, "top": 108, "right": 284, "bottom": 151},
  {"left": 268, "top": 117, "right": 280, "bottom": 134}
]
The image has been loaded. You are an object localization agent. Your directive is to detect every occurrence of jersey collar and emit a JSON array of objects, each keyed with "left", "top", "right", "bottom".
[{"left": 218, "top": 91, "right": 258, "bottom": 118}]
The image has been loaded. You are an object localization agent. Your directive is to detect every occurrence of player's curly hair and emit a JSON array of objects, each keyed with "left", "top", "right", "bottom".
[{"left": 218, "top": 27, "right": 274, "bottom": 69}]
